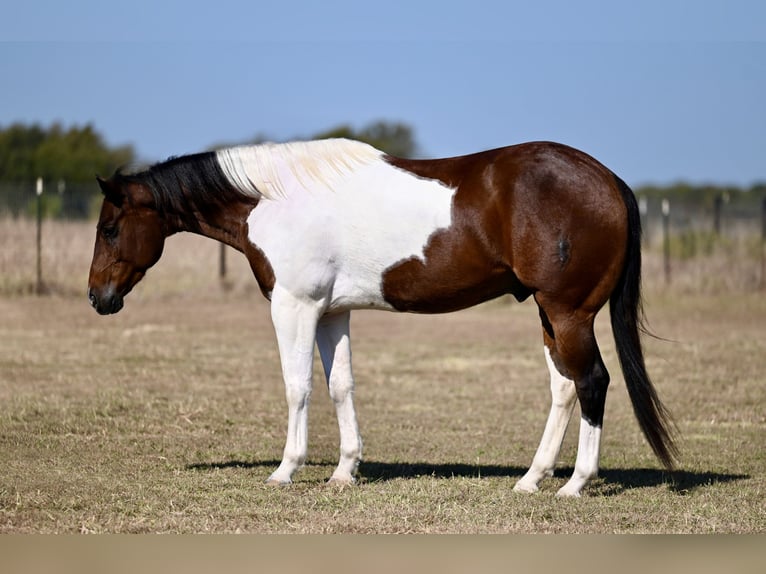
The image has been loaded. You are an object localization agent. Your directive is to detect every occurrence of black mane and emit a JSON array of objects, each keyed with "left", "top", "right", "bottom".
[{"left": 114, "top": 152, "right": 254, "bottom": 231}]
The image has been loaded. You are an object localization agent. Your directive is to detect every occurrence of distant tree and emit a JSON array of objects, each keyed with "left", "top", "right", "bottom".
[
  {"left": 313, "top": 120, "right": 418, "bottom": 157},
  {"left": 0, "top": 122, "right": 134, "bottom": 182}
]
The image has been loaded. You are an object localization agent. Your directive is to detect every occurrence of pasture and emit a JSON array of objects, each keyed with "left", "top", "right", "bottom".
[{"left": 0, "top": 220, "right": 764, "bottom": 533}]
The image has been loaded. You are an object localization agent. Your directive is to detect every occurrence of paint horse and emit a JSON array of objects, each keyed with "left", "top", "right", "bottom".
[{"left": 87, "top": 138, "right": 677, "bottom": 496}]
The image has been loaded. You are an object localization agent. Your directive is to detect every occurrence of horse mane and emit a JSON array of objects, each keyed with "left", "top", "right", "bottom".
[
  {"left": 112, "top": 139, "right": 381, "bottom": 230},
  {"left": 113, "top": 151, "right": 253, "bottom": 232},
  {"left": 215, "top": 138, "right": 382, "bottom": 200}
]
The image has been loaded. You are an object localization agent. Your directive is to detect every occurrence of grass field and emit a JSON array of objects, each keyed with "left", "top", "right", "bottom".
[{"left": 0, "top": 221, "right": 764, "bottom": 532}]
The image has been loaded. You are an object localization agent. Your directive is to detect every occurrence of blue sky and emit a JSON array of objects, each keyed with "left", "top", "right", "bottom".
[{"left": 2, "top": 1, "right": 765, "bottom": 186}]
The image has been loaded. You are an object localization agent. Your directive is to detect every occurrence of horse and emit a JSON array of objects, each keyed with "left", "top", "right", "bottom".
[{"left": 87, "top": 138, "right": 677, "bottom": 496}]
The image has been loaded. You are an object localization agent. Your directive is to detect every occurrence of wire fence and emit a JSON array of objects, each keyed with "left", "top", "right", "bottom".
[
  {"left": 0, "top": 180, "right": 100, "bottom": 220},
  {"left": 0, "top": 180, "right": 236, "bottom": 296},
  {"left": 1, "top": 180, "right": 765, "bottom": 295},
  {"left": 638, "top": 194, "right": 766, "bottom": 290}
]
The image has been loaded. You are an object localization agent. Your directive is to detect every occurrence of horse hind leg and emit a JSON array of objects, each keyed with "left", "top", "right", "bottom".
[
  {"left": 513, "top": 327, "right": 578, "bottom": 493},
  {"left": 517, "top": 301, "right": 610, "bottom": 497},
  {"left": 554, "top": 315, "right": 610, "bottom": 497}
]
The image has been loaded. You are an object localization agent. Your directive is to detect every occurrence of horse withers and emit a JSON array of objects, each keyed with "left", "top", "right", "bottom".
[{"left": 87, "top": 139, "right": 677, "bottom": 496}]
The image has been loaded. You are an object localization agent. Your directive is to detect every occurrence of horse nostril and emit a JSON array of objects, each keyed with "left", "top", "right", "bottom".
[
  {"left": 88, "top": 285, "right": 124, "bottom": 315},
  {"left": 110, "top": 295, "right": 124, "bottom": 314}
]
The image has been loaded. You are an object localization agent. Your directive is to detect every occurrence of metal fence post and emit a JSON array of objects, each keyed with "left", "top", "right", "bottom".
[
  {"left": 662, "top": 198, "right": 671, "bottom": 285},
  {"left": 639, "top": 196, "right": 648, "bottom": 247},
  {"left": 761, "top": 197, "right": 766, "bottom": 290},
  {"left": 219, "top": 243, "right": 227, "bottom": 282},
  {"left": 36, "top": 178, "right": 44, "bottom": 294},
  {"left": 713, "top": 194, "right": 722, "bottom": 235}
]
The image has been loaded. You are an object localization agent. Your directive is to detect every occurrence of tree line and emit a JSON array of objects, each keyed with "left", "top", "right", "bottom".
[
  {"left": 0, "top": 123, "right": 135, "bottom": 183},
  {"left": 637, "top": 181, "right": 766, "bottom": 216}
]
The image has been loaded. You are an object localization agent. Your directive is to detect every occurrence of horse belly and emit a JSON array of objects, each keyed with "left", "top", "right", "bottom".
[{"left": 380, "top": 247, "right": 518, "bottom": 313}]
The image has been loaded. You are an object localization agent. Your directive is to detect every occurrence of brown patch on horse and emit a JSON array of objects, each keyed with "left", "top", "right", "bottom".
[
  {"left": 381, "top": 142, "right": 624, "bottom": 314},
  {"left": 381, "top": 149, "right": 530, "bottom": 313}
]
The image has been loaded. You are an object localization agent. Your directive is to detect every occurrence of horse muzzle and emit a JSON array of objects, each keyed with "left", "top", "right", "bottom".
[{"left": 88, "top": 287, "right": 124, "bottom": 315}]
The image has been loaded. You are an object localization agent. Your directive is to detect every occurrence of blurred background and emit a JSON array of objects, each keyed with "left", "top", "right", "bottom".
[{"left": 2, "top": 0, "right": 765, "bottom": 296}]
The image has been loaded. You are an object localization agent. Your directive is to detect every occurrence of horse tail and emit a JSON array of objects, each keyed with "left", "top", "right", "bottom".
[{"left": 609, "top": 174, "right": 679, "bottom": 469}]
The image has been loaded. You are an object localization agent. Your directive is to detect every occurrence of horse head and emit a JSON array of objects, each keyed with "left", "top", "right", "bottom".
[{"left": 87, "top": 174, "right": 166, "bottom": 315}]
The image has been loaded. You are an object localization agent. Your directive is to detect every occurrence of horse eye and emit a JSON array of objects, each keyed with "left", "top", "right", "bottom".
[{"left": 101, "top": 225, "right": 118, "bottom": 240}]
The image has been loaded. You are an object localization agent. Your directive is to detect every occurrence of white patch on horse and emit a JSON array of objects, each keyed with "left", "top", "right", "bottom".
[{"left": 225, "top": 139, "right": 456, "bottom": 311}]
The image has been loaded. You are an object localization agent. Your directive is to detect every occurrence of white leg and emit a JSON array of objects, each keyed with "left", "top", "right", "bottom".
[
  {"left": 316, "top": 311, "right": 363, "bottom": 484},
  {"left": 266, "top": 286, "right": 324, "bottom": 485},
  {"left": 514, "top": 346, "right": 578, "bottom": 493},
  {"left": 556, "top": 418, "right": 602, "bottom": 497}
]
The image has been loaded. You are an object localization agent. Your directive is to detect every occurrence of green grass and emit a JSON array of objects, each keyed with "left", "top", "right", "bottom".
[{"left": 1, "top": 289, "right": 764, "bottom": 533}]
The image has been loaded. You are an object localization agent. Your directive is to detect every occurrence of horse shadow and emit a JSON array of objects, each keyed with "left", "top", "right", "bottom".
[{"left": 186, "top": 459, "right": 748, "bottom": 495}]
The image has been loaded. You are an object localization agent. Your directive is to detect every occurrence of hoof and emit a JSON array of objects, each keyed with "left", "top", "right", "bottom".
[
  {"left": 327, "top": 475, "right": 356, "bottom": 487},
  {"left": 513, "top": 481, "right": 540, "bottom": 494},
  {"left": 265, "top": 476, "right": 292, "bottom": 486},
  {"left": 555, "top": 486, "right": 583, "bottom": 498}
]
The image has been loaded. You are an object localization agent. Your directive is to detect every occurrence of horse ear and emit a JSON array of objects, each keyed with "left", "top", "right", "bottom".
[
  {"left": 96, "top": 175, "right": 109, "bottom": 195},
  {"left": 96, "top": 175, "right": 125, "bottom": 207}
]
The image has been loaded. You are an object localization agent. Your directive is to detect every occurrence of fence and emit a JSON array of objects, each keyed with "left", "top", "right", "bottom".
[
  {"left": 0, "top": 180, "right": 238, "bottom": 296},
  {"left": 1, "top": 181, "right": 765, "bottom": 295},
  {"left": 0, "top": 180, "right": 101, "bottom": 220},
  {"left": 638, "top": 193, "right": 766, "bottom": 290}
]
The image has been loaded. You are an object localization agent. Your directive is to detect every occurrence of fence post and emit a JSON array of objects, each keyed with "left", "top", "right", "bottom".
[
  {"left": 219, "top": 243, "right": 227, "bottom": 282},
  {"left": 713, "top": 194, "right": 722, "bottom": 235},
  {"left": 662, "top": 198, "right": 671, "bottom": 286},
  {"left": 36, "top": 177, "right": 44, "bottom": 294},
  {"left": 761, "top": 197, "right": 766, "bottom": 290},
  {"left": 639, "top": 196, "right": 648, "bottom": 247},
  {"left": 713, "top": 191, "right": 730, "bottom": 236}
]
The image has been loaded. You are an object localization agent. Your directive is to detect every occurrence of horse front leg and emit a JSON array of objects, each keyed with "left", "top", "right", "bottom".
[
  {"left": 266, "top": 285, "right": 323, "bottom": 485},
  {"left": 316, "top": 311, "right": 362, "bottom": 484}
]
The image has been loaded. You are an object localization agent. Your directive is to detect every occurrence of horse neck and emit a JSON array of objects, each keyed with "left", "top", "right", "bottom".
[{"left": 165, "top": 192, "right": 255, "bottom": 254}]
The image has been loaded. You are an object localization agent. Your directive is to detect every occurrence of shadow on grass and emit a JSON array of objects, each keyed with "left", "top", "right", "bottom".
[
  {"left": 358, "top": 462, "right": 748, "bottom": 494},
  {"left": 596, "top": 467, "right": 751, "bottom": 495},
  {"left": 187, "top": 459, "right": 283, "bottom": 471},
  {"left": 187, "top": 459, "right": 749, "bottom": 494}
]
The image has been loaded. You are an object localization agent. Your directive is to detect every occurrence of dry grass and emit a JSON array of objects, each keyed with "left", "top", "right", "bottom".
[
  {"left": 0, "top": 219, "right": 764, "bottom": 533},
  {"left": 642, "top": 229, "right": 766, "bottom": 293}
]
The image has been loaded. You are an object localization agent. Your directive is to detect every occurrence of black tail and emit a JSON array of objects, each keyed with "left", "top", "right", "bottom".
[{"left": 610, "top": 174, "right": 679, "bottom": 469}]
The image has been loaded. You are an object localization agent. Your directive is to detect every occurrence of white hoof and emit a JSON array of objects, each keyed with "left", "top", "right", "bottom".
[
  {"left": 513, "top": 480, "right": 540, "bottom": 494},
  {"left": 555, "top": 484, "right": 583, "bottom": 498},
  {"left": 328, "top": 470, "right": 356, "bottom": 484},
  {"left": 265, "top": 475, "right": 292, "bottom": 486},
  {"left": 327, "top": 476, "right": 356, "bottom": 488}
]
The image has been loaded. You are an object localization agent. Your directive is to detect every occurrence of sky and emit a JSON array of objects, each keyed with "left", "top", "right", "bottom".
[{"left": 1, "top": 1, "right": 765, "bottom": 187}]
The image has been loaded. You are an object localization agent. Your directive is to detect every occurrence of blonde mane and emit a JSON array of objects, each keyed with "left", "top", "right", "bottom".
[{"left": 216, "top": 138, "right": 382, "bottom": 200}]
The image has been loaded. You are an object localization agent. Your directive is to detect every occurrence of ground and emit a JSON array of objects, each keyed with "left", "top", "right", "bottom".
[{"left": 0, "top": 278, "right": 764, "bottom": 532}]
